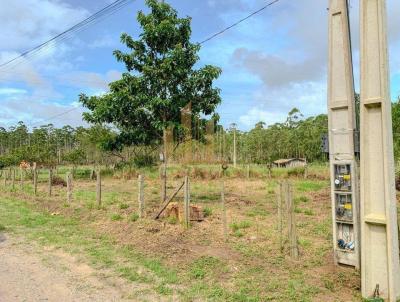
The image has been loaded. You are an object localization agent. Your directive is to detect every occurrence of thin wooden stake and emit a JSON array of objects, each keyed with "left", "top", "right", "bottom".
[
  {"left": 20, "top": 168, "right": 24, "bottom": 189},
  {"left": 184, "top": 176, "right": 190, "bottom": 228},
  {"left": 221, "top": 178, "right": 228, "bottom": 242},
  {"left": 66, "top": 172, "right": 72, "bottom": 203},
  {"left": 96, "top": 169, "right": 101, "bottom": 207},
  {"left": 12, "top": 168, "right": 15, "bottom": 190},
  {"left": 304, "top": 163, "right": 308, "bottom": 179},
  {"left": 138, "top": 175, "right": 144, "bottom": 218},
  {"left": 278, "top": 181, "right": 283, "bottom": 253},
  {"left": 246, "top": 164, "right": 250, "bottom": 179},
  {"left": 48, "top": 168, "right": 53, "bottom": 196},
  {"left": 287, "top": 182, "right": 299, "bottom": 260},
  {"left": 154, "top": 181, "right": 185, "bottom": 220},
  {"left": 160, "top": 164, "right": 167, "bottom": 203},
  {"left": 33, "top": 167, "right": 38, "bottom": 196}
]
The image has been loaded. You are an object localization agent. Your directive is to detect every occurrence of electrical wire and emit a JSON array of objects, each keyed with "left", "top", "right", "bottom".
[
  {"left": 28, "top": 107, "right": 82, "bottom": 128},
  {"left": 2, "top": 0, "right": 282, "bottom": 127},
  {"left": 199, "top": 0, "right": 282, "bottom": 44},
  {"left": 0, "top": 0, "right": 134, "bottom": 72}
]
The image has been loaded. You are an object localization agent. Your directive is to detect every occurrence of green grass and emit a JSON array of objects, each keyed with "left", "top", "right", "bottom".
[
  {"left": 203, "top": 206, "right": 213, "bottom": 217},
  {"left": 0, "top": 164, "right": 358, "bottom": 302},
  {"left": 119, "top": 203, "right": 129, "bottom": 210},
  {"left": 130, "top": 213, "right": 140, "bottom": 222},
  {"left": 295, "top": 196, "right": 309, "bottom": 204},
  {"left": 0, "top": 195, "right": 179, "bottom": 298},
  {"left": 190, "top": 256, "right": 222, "bottom": 280},
  {"left": 296, "top": 180, "right": 328, "bottom": 192},
  {"left": 230, "top": 220, "right": 252, "bottom": 232},
  {"left": 110, "top": 213, "right": 123, "bottom": 221},
  {"left": 246, "top": 206, "right": 270, "bottom": 217},
  {"left": 0, "top": 223, "right": 5, "bottom": 231}
]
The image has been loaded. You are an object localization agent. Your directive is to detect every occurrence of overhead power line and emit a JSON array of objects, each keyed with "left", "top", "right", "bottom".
[
  {"left": 199, "top": 0, "right": 281, "bottom": 44},
  {"left": 0, "top": 0, "right": 134, "bottom": 71},
  {"left": 28, "top": 106, "right": 81, "bottom": 128},
  {"left": 2, "top": 0, "right": 282, "bottom": 128}
]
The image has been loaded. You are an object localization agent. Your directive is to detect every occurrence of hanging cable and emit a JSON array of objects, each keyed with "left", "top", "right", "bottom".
[
  {"left": 0, "top": 0, "right": 134, "bottom": 71},
  {"left": 199, "top": 0, "right": 282, "bottom": 44}
]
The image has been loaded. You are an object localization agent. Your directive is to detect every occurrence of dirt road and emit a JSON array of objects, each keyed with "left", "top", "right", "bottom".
[{"left": 0, "top": 233, "right": 132, "bottom": 302}]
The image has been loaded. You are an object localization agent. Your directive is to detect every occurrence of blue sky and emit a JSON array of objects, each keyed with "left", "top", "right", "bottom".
[{"left": 0, "top": 0, "right": 399, "bottom": 130}]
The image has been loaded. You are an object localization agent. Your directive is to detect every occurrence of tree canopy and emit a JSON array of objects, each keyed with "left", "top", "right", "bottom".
[{"left": 80, "top": 0, "right": 222, "bottom": 153}]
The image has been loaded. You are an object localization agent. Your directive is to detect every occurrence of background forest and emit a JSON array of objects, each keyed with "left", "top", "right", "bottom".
[{"left": 1, "top": 97, "right": 399, "bottom": 168}]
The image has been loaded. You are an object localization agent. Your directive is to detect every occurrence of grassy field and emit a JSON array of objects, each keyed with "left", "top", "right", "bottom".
[{"left": 0, "top": 164, "right": 363, "bottom": 301}]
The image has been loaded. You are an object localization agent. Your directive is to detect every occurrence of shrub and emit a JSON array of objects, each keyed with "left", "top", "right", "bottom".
[
  {"left": 133, "top": 154, "right": 156, "bottom": 168},
  {"left": 73, "top": 168, "right": 91, "bottom": 179},
  {"left": 51, "top": 175, "right": 66, "bottom": 186}
]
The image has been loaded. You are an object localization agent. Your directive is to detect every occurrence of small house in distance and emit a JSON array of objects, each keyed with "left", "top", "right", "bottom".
[{"left": 273, "top": 158, "right": 307, "bottom": 168}]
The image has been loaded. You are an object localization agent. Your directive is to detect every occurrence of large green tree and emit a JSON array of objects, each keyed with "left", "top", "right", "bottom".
[
  {"left": 80, "top": 0, "right": 222, "bottom": 152},
  {"left": 80, "top": 0, "right": 222, "bottom": 200}
]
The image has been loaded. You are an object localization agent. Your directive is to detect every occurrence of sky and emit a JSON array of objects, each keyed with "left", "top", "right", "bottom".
[{"left": 0, "top": 0, "right": 399, "bottom": 131}]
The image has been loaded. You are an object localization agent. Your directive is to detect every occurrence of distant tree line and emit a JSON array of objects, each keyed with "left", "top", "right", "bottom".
[{"left": 2, "top": 98, "right": 400, "bottom": 168}]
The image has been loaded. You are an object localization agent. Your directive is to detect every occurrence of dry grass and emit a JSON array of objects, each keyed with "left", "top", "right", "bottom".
[{"left": 0, "top": 165, "right": 362, "bottom": 301}]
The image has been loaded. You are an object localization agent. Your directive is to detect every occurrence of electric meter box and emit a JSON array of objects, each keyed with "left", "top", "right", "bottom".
[{"left": 331, "top": 161, "right": 360, "bottom": 268}]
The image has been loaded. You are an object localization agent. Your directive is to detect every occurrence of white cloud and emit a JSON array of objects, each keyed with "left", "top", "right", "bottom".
[
  {"left": 0, "top": 0, "right": 89, "bottom": 51},
  {"left": 239, "top": 106, "right": 286, "bottom": 128},
  {"left": 0, "top": 88, "right": 27, "bottom": 95},
  {"left": 0, "top": 96, "right": 87, "bottom": 128},
  {"left": 89, "top": 35, "right": 119, "bottom": 49},
  {"left": 59, "top": 70, "right": 122, "bottom": 91}
]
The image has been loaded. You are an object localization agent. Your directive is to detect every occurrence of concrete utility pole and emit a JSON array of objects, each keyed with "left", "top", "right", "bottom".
[
  {"left": 360, "top": 0, "right": 400, "bottom": 300},
  {"left": 327, "top": 0, "right": 360, "bottom": 268}
]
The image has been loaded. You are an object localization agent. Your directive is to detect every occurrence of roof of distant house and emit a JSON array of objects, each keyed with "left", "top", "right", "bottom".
[{"left": 273, "top": 158, "right": 306, "bottom": 165}]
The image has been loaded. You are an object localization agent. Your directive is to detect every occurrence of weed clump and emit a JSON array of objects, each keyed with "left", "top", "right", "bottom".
[
  {"left": 120, "top": 203, "right": 129, "bottom": 210},
  {"left": 230, "top": 220, "right": 251, "bottom": 232},
  {"left": 190, "top": 256, "right": 221, "bottom": 280},
  {"left": 203, "top": 207, "right": 213, "bottom": 217},
  {"left": 52, "top": 175, "right": 66, "bottom": 186},
  {"left": 130, "top": 213, "right": 139, "bottom": 222},
  {"left": 111, "top": 214, "right": 123, "bottom": 221}
]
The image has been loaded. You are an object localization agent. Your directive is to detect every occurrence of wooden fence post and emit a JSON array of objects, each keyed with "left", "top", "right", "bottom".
[
  {"left": 12, "top": 168, "right": 16, "bottom": 190},
  {"left": 3, "top": 169, "right": 7, "bottom": 186},
  {"left": 184, "top": 176, "right": 190, "bottom": 228},
  {"left": 287, "top": 182, "right": 299, "bottom": 260},
  {"left": 33, "top": 167, "right": 38, "bottom": 196},
  {"left": 96, "top": 169, "right": 101, "bottom": 207},
  {"left": 20, "top": 168, "right": 24, "bottom": 189},
  {"left": 278, "top": 181, "right": 283, "bottom": 253},
  {"left": 66, "top": 172, "right": 72, "bottom": 203},
  {"left": 48, "top": 168, "right": 53, "bottom": 196},
  {"left": 221, "top": 178, "right": 228, "bottom": 242},
  {"left": 138, "top": 175, "right": 144, "bottom": 218},
  {"left": 160, "top": 165, "right": 167, "bottom": 203},
  {"left": 304, "top": 163, "right": 308, "bottom": 179}
]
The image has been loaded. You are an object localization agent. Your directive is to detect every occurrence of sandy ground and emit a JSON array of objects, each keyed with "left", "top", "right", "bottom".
[{"left": 0, "top": 233, "right": 133, "bottom": 302}]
